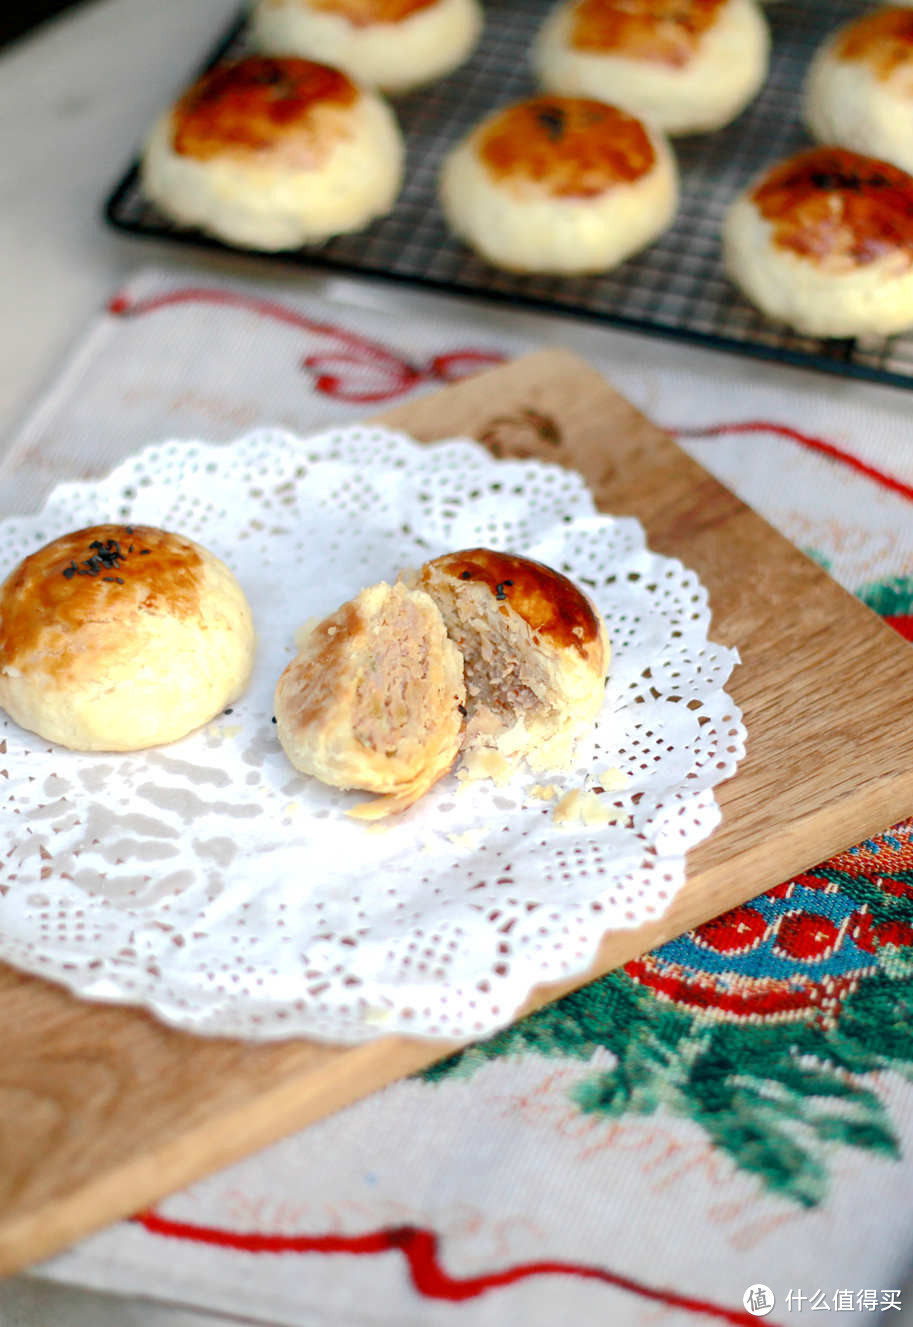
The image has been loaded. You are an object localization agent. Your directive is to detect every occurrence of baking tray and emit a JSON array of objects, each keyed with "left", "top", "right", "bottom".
[{"left": 104, "top": 0, "right": 913, "bottom": 391}]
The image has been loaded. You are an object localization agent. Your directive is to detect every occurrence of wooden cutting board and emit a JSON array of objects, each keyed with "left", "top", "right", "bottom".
[{"left": 3, "top": 347, "right": 913, "bottom": 1275}]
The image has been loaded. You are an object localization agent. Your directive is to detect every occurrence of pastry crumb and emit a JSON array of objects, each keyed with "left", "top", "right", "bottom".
[
  {"left": 553, "top": 788, "right": 583, "bottom": 825},
  {"left": 292, "top": 615, "right": 323, "bottom": 649},
  {"left": 446, "top": 828, "right": 483, "bottom": 849},
  {"left": 458, "top": 748, "right": 515, "bottom": 786},
  {"left": 553, "top": 788, "right": 626, "bottom": 827},
  {"left": 597, "top": 766, "right": 629, "bottom": 791},
  {"left": 208, "top": 723, "right": 242, "bottom": 744},
  {"left": 362, "top": 1004, "right": 394, "bottom": 1026},
  {"left": 528, "top": 783, "right": 559, "bottom": 802}
]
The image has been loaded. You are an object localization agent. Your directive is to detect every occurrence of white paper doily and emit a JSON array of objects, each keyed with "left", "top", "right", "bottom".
[{"left": 0, "top": 427, "right": 745, "bottom": 1043}]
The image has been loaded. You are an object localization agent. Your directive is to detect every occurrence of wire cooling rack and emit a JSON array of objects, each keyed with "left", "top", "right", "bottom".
[{"left": 105, "top": 0, "right": 913, "bottom": 390}]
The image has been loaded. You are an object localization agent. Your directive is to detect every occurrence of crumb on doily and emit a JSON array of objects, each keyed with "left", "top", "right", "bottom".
[
  {"left": 293, "top": 615, "right": 323, "bottom": 649},
  {"left": 362, "top": 1004, "right": 395, "bottom": 1027},
  {"left": 446, "top": 828, "right": 483, "bottom": 849},
  {"left": 527, "top": 783, "right": 559, "bottom": 802},
  {"left": 553, "top": 787, "right": 626, "bottom": 827},
  {"left": 207, "top": 723, "right": 242, "bottom": 744},
  {"left": 457, "top": 748, "right": 515, "bottom": 787}
]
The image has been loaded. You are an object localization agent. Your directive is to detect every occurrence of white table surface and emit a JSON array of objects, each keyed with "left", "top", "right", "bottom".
[{"left": 3, "top": 2, "right": 913, "bottom": 1323}]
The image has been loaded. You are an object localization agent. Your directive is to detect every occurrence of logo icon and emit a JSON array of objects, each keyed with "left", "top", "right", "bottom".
[{"left": 743, "top": 1285, "right": 775, "bottom": 1317}]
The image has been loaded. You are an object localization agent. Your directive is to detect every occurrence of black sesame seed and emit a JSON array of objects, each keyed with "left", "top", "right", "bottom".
[
  {"left": 140, "top": 548, "right": 151, "bottom": 555},
  {"left": 271, "top": 716, "right": 277, "bottom": 724},
  {"left": 62, "top": 565, "right": 77, "bottom": 579},
  {"left": 460, "top": 570, "right": 472, "bottom": 580},
  {"left": 809, "top": 169, "right": 874, "bottom": 192},
  {"left": 224, "top": 708, "right": 233, "bottom": 715},
  {"left": 457, "top": 703, "right": 467, "bottom": 716},
  {"left": 537, "top": 106, "right": 566, "bottom": 141},
  {"left": 102, "top": 576, "right": 117, "bottom": 583}
]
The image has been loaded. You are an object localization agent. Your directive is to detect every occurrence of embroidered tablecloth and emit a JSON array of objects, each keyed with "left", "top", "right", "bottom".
[{"left": 7, "top": 267, "right": 913, "bottom": 1327}]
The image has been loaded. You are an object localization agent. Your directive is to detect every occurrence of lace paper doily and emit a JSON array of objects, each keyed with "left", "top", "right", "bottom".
[{"left": 0, "top": 427, "right": 745, "bottom": 1042}]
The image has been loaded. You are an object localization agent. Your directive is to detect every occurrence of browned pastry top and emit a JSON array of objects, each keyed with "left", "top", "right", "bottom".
[
  {"left": 423, "top": 548, "right": 604, "bottom": 658},
  {"left": 569, "top": 0, "right": 728, "bottom": 67},
  {"left": 299, "top": 0, "right": 441, "bottom": 24},
  {"left": 751, "top": 147, "right": 913, "bottom": 268},
  {"left": 834, "top": 7, "right": 913, "bottom": 83},
  {"left": 477, "top": 97, "right": 656, "bottom": 198},
  {"left": 0, "top": 525, "right": 206, "bottom": 677},
  {"left": 172, "top": 57, "right": 358, "bottom": 162}
]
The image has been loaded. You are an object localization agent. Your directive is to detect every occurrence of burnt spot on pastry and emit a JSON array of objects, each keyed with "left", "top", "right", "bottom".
[{"left": 751, "top": 147, "right": 913, "bottom": 268}]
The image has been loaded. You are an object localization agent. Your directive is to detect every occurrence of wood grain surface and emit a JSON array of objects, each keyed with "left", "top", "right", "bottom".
[{"left": 2, "top": 347, "right": 913, "bottom": 1275}]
